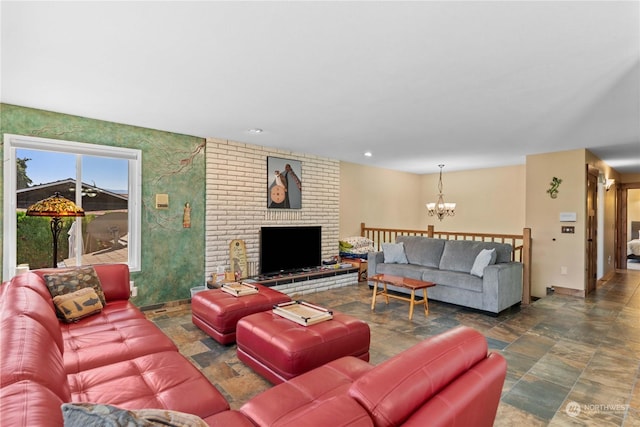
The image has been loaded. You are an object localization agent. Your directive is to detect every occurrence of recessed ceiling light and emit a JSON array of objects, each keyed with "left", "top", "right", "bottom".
[
  {"left": 364, "top": 151, "right": 373, "bottom": 157},
  {"left": 248, "top": 128, "right": 263, "bottom": 134}
]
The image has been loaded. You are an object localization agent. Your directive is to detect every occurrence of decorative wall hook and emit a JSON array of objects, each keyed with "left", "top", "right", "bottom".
[{"left": 547, "top": 177, "right": 562, "bottom": 199}]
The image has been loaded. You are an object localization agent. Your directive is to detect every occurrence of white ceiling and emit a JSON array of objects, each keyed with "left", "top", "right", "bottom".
[{"left": 2, "top": 1, "right": 639, "bottom": 175}]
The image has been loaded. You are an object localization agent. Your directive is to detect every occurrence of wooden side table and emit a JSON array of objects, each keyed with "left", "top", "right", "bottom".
[
  {"left": 370, "top": 274, "right": 436, "bottom": 320},
  {"left": 345, "top": 258, "right": 368, "bottom": 282}
]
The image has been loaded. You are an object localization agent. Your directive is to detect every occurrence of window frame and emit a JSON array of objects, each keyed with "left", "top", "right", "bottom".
[{"left": 3, "top": 133, "right": 142, "bottom": 278}]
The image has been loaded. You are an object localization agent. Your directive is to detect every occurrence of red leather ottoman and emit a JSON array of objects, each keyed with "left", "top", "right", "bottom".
[
  {"left": 191, "top": 285, "right": 291, "bottom": 345},
  {"left": 236, "top": 310, "right": 370, "bottom": 384}
]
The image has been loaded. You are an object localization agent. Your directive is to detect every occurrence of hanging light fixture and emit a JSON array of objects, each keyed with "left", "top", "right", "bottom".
[{"left": 426, "top": 164, "right": 456, "bottom": 221}]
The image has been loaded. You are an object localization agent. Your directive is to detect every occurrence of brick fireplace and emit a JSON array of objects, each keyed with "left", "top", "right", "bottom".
[{"left": 205, "top": 137, "right": 346, "bottom": 294}]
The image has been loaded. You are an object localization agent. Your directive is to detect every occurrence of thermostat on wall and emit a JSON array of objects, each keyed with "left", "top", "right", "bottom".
[{"left": 559, "top": 212, "right": 577, "bottom": 222}]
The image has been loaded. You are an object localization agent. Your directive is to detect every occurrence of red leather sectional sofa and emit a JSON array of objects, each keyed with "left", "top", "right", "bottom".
[
  {"left": 0, "top": 264, "right": 230, "bottom": 426},
  {"left": 1, "top": 264, "right": 507, "bottom": 426}
]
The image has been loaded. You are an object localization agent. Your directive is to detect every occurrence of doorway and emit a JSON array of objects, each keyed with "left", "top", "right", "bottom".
[
  {"left": 585, "top": 166, "right": 598, "bottom": 294},
  {"left": 619, "top": 186, "right": 640, "bottom": 270}
]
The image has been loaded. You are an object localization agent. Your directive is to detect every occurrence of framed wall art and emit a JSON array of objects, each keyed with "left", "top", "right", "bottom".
[{"left": 267, "top": 157, "right": 302, "bottom": 209}]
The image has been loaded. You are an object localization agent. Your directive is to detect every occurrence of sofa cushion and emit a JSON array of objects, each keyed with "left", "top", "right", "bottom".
[
  {"left": 0, "top": 313, "right": 71, "bottom": 402},
  {"left": 396, "top": 236, "right": 446, "bottom": 268},
  {"left": 348, "top": 326, "right": 489, "bottom": 427},
  {"left": 0, "top": 284, "right": 70, "bottom": 402},
  {"left": 382, "top": 242, "right": 408, "bottom": 264},
  {"left": 375, "top": 263, "right": 430, "bottom": 281},
  {"left": 470, "top": 249, "right": 497, "bottom": 277},
  {"left": 1, "top": 276, "right": 64, "bottom": 352},
  {"left": 422, "top": 269, "right": 483, "bottom": 293},
  {"left": 60, "top": 300, "right": 147, "bottom": 335},
  {"left": 61, "top": 402, "right": 209, "bottom": 427},
  {"left": 439, "top": 241, "right": 512, "bottom": 273},
  {"left": 62, "top": 318, "right": 178, "bottom": 374},
  {"left": 67, "top": 351, "right": 230, "bottom": 419},
  {"left": 53, "top": 287, "right": 104, "bottom": 322},
  {"left": 240, "top": 356, "right": 374, "bottom": 426},
  {"left": 44, "top": 267, "right": 107, "bottom": 318},
  {"left": 398, "top": 353, "right": 507, "bottom": 427},
  {"left": 0, "top": 381, "right": 66, "bottom": 427},
  {"left": 204, "top": 410, "right": 257, "bottom": 427},
  {"left": 248, "top": 396, "right": 374, "bottom": 427},
  {"left": 36, "top": 264, "right": 132, "bottom": 302}
]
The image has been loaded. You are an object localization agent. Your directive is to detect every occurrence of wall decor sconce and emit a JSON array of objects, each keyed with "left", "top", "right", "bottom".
[
  {"left": 605, "top": 178, "right": 615, "bottom": 191},
  {"left": 546, "top": 177, "right": 562, "bottom": 199},
  {"left": 183, "top": 202, "right": 191, "bottom": 228}
]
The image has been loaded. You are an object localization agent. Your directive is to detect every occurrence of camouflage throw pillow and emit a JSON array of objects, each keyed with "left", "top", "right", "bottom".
[
  {"left": 53, "top": 288, "right": 103, "bottom": 322},
  {"left": 44, "top": 266, "right": 106, "bottom": 319}
]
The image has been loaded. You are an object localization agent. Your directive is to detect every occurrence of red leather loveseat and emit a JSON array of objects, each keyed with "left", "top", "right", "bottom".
[{"left": 1, "top": 263, "right": 506, "bottom": 426}]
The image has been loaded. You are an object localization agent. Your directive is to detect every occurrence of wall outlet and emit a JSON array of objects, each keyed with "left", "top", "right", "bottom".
[
  {"left": 560, "top": 266, "right": 568, "bottom": 275},
  {"left": 130, "top": 280, "right": 138, "bottom": 298}
]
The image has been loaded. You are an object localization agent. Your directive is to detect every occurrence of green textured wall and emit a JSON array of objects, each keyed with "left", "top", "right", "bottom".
[{"left": 0, "top": 104, "right": 206, "bottom": 306}]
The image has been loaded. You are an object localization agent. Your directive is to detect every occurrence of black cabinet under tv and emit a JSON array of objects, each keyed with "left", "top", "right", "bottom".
[{"left": 250, "top": 266, "right": 358, "bottom": 287}]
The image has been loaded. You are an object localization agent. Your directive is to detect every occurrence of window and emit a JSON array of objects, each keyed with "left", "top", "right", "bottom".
[{"left": 3, "top": 134, "right": 141, "bottom": 278}]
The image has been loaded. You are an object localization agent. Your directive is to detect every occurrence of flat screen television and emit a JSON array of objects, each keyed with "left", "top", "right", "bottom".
[{"left": 260, "top": 226, "right": 321, "bottom": 275}]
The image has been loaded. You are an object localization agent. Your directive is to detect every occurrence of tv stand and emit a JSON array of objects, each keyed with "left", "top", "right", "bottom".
[{"left": 251, "top": 266, "right": 358, "bottom": 288}]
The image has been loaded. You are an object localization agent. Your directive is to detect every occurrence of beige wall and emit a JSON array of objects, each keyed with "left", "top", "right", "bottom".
[
  {"left": 621, "top": 173, "right": 640, "bottom": 183},
  {"left": 526, "top": 150, "right": 585, "bottom": 297},
  {"left": 419, "top": 165, "right": 526, "bottom": 234},
  {"left": 340, "top": 162, "right": 526, "bottom": 236},
  {"left": 338, "top": 153, "right": 622, "bottom": 299},
  {"left": 339, "top": 162, "right": 424, "bottom": 238}
]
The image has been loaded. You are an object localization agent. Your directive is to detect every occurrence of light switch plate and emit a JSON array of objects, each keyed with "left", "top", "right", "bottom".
[
  {"left": 559, "top": 212, "right": 577, "bottom": 222},
  {"left": 155, "top": 194, "right": 169, "bottom": 209}
]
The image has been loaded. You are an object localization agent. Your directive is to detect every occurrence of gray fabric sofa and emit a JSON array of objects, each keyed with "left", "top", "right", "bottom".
[{"left": 367, "top": 235, "right": 523, "bottom": 314}]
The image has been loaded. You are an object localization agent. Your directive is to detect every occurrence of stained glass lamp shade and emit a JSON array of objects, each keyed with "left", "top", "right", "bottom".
[{"left": 26, "top": 192, "right": 85, "bottom": 268}]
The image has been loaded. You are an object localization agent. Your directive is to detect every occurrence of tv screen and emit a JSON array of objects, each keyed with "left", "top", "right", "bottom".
[{"left": 260, "top": 226, "right": 321, "bottom": 275}]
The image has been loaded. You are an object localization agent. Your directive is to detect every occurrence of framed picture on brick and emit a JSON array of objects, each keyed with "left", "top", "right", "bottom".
[{"left": 267, "top": 157, "right": 302, "bottom": 209}]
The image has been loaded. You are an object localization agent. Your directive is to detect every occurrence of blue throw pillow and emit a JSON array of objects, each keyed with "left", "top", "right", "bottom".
[{"left": 382, "top": 242, "right": 409, "bottom": 264}]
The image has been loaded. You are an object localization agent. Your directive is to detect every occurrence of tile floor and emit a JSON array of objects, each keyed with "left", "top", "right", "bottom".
[{"left": 146, "top": 269, "right": 640, "bottom": 426}]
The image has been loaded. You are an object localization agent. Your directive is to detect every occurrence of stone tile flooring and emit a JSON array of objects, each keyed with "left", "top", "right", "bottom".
[{"left": 146, "top": 269, "right": 640, "bottom": 426}]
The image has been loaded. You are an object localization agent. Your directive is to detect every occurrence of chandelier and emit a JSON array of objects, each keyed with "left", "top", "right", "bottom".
[{"left": 426, "top": 164, "right": 456, "bottom": 221}]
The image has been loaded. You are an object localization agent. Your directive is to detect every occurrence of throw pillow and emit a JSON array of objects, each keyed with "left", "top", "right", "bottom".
[
  {"left": 53, "top": 288, "right": 103, "bottom": 322},
  {"left": 470, "top": 249, "right": 497, "bottom": 277},
  {"left": 382, "top": 242, "right": 409, "bottom": 264},
  {"left": 61, "top": 403, "right": 209, "bottom": 427},
  {"left": 44, "top": 266, "right": 107, "bottom": 319}
]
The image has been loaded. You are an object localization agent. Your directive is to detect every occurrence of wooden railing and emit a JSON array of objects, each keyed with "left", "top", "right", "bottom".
[{"left": 360, "top": 223, "right": 532, "bottom": 305}]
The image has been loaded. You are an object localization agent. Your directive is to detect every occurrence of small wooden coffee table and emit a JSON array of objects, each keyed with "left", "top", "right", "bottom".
[{"left": 370, "top": 274, "right": 436, "bottom": 320}]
